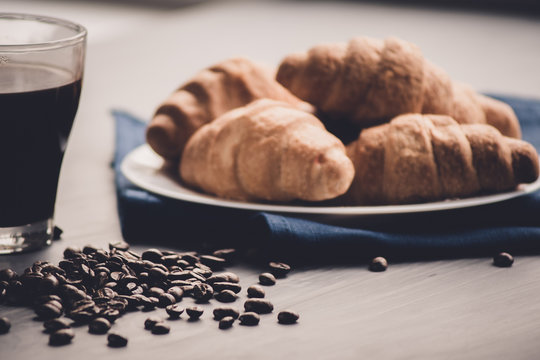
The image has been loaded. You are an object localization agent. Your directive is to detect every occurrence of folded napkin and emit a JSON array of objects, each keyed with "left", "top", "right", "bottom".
[{"left": 113, "top": 94, "right": 540, "bottom": 263}]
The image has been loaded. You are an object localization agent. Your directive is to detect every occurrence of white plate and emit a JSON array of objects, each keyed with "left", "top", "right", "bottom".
[{"left": 121, "top": 144, "right": 540, "bottom": 216}]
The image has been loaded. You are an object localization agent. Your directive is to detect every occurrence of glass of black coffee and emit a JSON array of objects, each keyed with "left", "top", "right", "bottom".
[{"left": 0, "top": 14, "right": 86, "bottom": 254}]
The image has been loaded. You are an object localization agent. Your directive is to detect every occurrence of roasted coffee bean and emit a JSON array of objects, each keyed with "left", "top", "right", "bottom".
[
  {"left": 161, "top": 255, "right": 179, "bottom": 267},
  {"left": 212, "top": 282, "right": 241, "bottom": 294},
  {"left": 53, "top": 226, "right": 63, "bottom": 240},
  {"left": 199, "top": 255, "right": 226, "bottom": 269},
  {"left": 0, "top": 269, "right": 17, "bottom": 282},
  {"left": 493, "top": 252, "right": 514, "bottom": 267},
  {"left": 192, "top": 266, "right": 212, "bottom": 279},
  {"left": 213, "top": 307, "right": 240, "bottom": 320},
  {"left": 35, "top": 294, "right": 62, "bottom": 306},
  {"left": 247, "top": 285, "right": 265, "bottom": 298},
  {"left": 167, "top": 286, "right": 184, "bottom": 301},
  {"left": 212, "top": 249, "right": 237, "bottom": 263},
  {"left": 63, "top": 247, "right": 82, "bottom": 259},
  {"left": 259, "top": 272, "right": 276, "bottom": 286},
  {"left": 166, "top": 304, "right": 184, "bottom": 319},
  {"left": 142, "top": 249, "right": 163, "bottom": 263},
  {"left": 149, "top": 267, "right": 168, "bottom": 282},
  {"left": 277, "top": 310, "right": 299, "bottom": 324},
  {"left": 144, "top": 317, "right": 162, "bottom": 330},
  {"left": 107, "top": 333, "right": 128, "bottom": 347},
  {"left": 215, "top": 290, "right": 238, "bottom": 303},
  {"left": 151, "top": 322, "right": 170, "bottom": 335},
  {"left": 206, "top": 272, "right": 239, "bottom": 284},
  {"left": 158, "top": 293, "right": 176, "bottom": 308},
  {"left": 0, "top": 317, "right": 10, "bottom": 334},
  {"left": 219, "top": 316, "right": 235, "bottom": 329},
  {"left": 369, "top": 257, "right": 388, "bottom": 272},
  {"left": 35, "top": 302, "right": 63, "bottom": 319},
  {"left": 142, "top": 296, "right": 159, "bottom": 310},
  {"left": 43, "top": 318, "right": 71, "bottom": 333},
  {"left": 269, "top": 262, "right": 291, "bottom": 278},
  {"left": 37, "top": 274, "right": 59, "bottom": 294},
  {"left": 167, "top": 270, "right": 192, "bottom": 281},
  {"left": 147, "top": 287, "right": 165, "bottom": 298},
  {"left": 49, "top": 328, "right": 74, "bottom": 346},
  {"left": 244, "top": 299, "right": 274, "bottom": 314},
  {"left": 239, "top": 312, "right": 260, "bottom": 326},
  {"left": 180, "top": 253, "right": 199, "bottom": 265},
  {"left": 192, "top": 283, "right": 213, "bottom": 303},
  {"left": 82, "top": 245, "right": 99, "bottom": 255},
  {"left": 186, "top": 306, "right": 204, "bottom": 320},
  {"left": 101, "top": 309, "right": 121, "bottom": 323},
  {"left": 109, "top": 241, "right": 130, "bottom": 252},
  {"left": 89, "top": 317, "right": 111, "bottom": 334}
]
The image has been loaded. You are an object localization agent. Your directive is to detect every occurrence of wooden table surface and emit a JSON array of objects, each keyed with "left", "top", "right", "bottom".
[{"left": 1, "top": 1, "right": 540, "bottom": 359}]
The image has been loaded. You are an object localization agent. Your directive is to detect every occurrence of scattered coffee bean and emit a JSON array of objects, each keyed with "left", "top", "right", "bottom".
[
  {"left": 207, "top": 272, "right": 239, "bottom": 284},
  {"left": 158, "top": 293, "right": 176, "bottom": 308},
  {"left": 0, "top": 269, "right": 16, "bottom": 282},
  {"left": 494, "top": 252, "right": 514, "bottom": 267},
  {"left": 213, "top": 307, "right": 240, "bottom": 320},
  {"left": 269, "top": 262, "right": 291, "bottom": 278},
  {"left": 192, "top": 283, "right": 214, "bottom": 303},
  {"left": 151, "top": 322, "right": 170, "bottom": 335},
  {"left": 239, "top": 312, "right": 260, "bottom": 326},
  {"left": 199, "top": 255, "right": 226, "bottom": 269},
  {"left": 49, "top": 328, "right": 74, "bottom": 346},
  {"left": 247, "top": 285, "right": 265, "bottom": 298},
  {"left": 144, "top": 317, "right": 162, "bottom": 330},
  {"left": 259, "top": 272, "right": 276, "bottom": 286},
  {"left": 166, "top": 304, "right": 184, "bottom": 319},
  {"left": 244, "top": 299, "right": 274, "bottom": 314},
  {"left": 141, "top": 248, "right": 163, "bottom": 263},
  {"left": 211, "top": 282, "right": 242, "bottom": 294},
  {"left": 89, "top": 317, "right": 111, "bottom": 334},
  {"left": 109, "top": 241, "right": 130, "bottom": 251},
  {"left": 212, "top": 249, "right": 237, "bottom": 263},
  {"left": 215, "top": 289, "right": 238, "bottom": 303},
  {"left": 35, "top": 302, "right": 63, "bottom": 320},
  {"left": 43, "top": 318, "right": 71, "bottom": 333},
  {"left": 369, "top": 257, "right": 388, "bottom": 272},
  {"left": 0, "top": 317, "right": 11, "bottom": 334},
  {"left": 277, "top": 310, "right": 299, "bottom": 324},
  {"left": 186, "top": 306, "right": 204, "bottom": 320},
  {"left": 167, "top": 286, "right": 184, "bottom": 301},
  {"left": 107, "top": 333, "right": 128, "bottom": 347},
  {"left": 219, "top": 316, "right": 235, "bottom": 329}
]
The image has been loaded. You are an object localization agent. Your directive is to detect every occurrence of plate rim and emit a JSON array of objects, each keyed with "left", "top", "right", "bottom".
[{"left": 120, "top": 144, "right": 540, "bottom": 215}]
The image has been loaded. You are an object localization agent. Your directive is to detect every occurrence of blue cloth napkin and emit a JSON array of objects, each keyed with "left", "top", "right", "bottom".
[{"left": 113, "top": 95, "right": 540, "bottom": 262}]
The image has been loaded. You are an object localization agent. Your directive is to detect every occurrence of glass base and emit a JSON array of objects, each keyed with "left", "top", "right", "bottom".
[{"left": 0, "top": 218, "right": 53, "bottom": 254}]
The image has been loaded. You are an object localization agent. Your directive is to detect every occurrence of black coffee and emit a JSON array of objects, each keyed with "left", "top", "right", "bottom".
[{"left": 0, "top": 64, "right": 81, "bottom": 227}]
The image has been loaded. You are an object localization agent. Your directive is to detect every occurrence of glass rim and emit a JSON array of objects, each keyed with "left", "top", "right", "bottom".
[{"left": 0, "top": 13, "right": 87, "bottom": 52}]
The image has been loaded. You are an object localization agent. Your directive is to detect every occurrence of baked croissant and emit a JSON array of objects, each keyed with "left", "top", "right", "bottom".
[
  {"left": 276, "top": 37, "right": 521, "bottom": 139},
  {"left": 147, "top": 57, "right": 311, "bottom": 160},
  {"left": 180, "top": 99, "right": 355, "bottom": 202},
  {"left": 346, "top": 114, "right": 539, "bottom": 205}
]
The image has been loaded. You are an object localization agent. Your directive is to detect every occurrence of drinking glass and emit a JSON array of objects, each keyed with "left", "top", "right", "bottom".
[{"left": 0, "top": 13, "right": 86, "bottom": 254}]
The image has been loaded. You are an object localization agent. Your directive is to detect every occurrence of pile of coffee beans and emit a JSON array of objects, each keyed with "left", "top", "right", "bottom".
[{"left": 0, "top": 243, "right": 299, "bottom": 346}]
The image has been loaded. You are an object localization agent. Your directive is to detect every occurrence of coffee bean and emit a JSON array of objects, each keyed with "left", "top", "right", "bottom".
[
  {"left": 239, "top": 312, "right": 260, "bottom": 326},
  {"left": 192, "top": 283, "right": 213, "bottom": 303},
  {"left": 144, "top": 317, "right": 162, "bottom": 330},
  {"left": 151, "top": 322, "right": 170, "bottom": 335},
  {"left": 166, "top": 304, "right": 184, "bottom": 319},
  {"left": 219, "top": 316, "right": 235, "bottom": 329},
  {"left": 109, "top": 241, "right": 130, "bottom": 252},
  {"left": 53, "top": 226, "right": 63, "bottom": 240},
  {"left": 369, "top": 257, "right": 388, "bottom": 272},
  {"left": 167, "top": 286, "right": 184, "bottom": 301},
  {"left": 89, "top": 317, "right": 111, "bottom": 334},
  {"left": 44, "top": 318, "right": 71, "bottom": 333},
  {"left": 212, "top": 282, "right": 242, "bottom": 294},
  {"left": 141, "top": 249, "right": 163, "bottom": 263},
  {"left": 269, "top": 262, "right": 291, "bottom": 278},
  {"left": 0, "top": 317, "right": 11, "bottom": 334},
  {"left": 142, "top": 296, "right": 159, "bottom": 310},
  {"left": 186, "top": 306, "right": 204, "bottom": 320},
  {"left": 258, "top": 273, "right": 276, "bottom": 286},
  {"left": 199, "top": 255, "right": 226, "bottom": 269},
  {"left": 158, "top": 293, "right": 176, "bottom": 308},
  {"left": 207, "top": 272, "right": 239, "bottom": 284},
  {"left": 149, "top": 267, "right": 168, "bottom": 282},
  {"left": 213, "top": 307, "right": 240, "bottom": 320},
  {"left": 63, "top": 247, "right": 82, "bottom": 259},
  {"left": 49, "top": 328, "right": 74, "bottom": 346},
  {"left": 37, "top": 274, "right": 59, "bottom": 294},
  {"left": 244, "top": 299, "right": 274, "bottom": 314},
  {"left": 35, "top": 302, "right": 63, "bottom": 320},
  {"left": 0, "top": 269, "right": 16, "bottom": 282},
  {"left": 277, "top": 310, "right": 299, "bottom": 324},
  {"left": 247, "top": 285, "right": 265, "bottom": 298},
  {"left": 494, "top": 252, "right": 514, "bottom": 267},
  {"left": 215, "top": 289, "right": 238, "bottom": 303},
  {"left": 212, "top": 249, "right": 237, "bottom": 263},
  {"left": 107, "top": 333, "right": 128, "bottom": 347}
]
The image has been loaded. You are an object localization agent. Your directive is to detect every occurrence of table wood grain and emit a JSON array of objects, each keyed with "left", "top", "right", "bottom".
[{"left": 1, "top": 1, "right": 540, "bottom": 359}]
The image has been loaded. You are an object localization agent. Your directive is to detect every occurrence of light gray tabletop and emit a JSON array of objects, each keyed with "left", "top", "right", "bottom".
[{"left": 1, "top": 1, "right": 540, "bottom": 359}]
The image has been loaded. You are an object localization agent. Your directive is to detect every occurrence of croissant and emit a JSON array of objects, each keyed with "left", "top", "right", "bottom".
[
  {"left": 345, "top": 114, "right": 539, "bottom": 205},
  {"left": 276, "top": 37, "right": 521, "bottom": 139},
  {"left": 180, "top": 99, "right": 355, "bottom": 202},
  {"left": 147, "top": 57, "right": 311, "bottom": 160}
]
